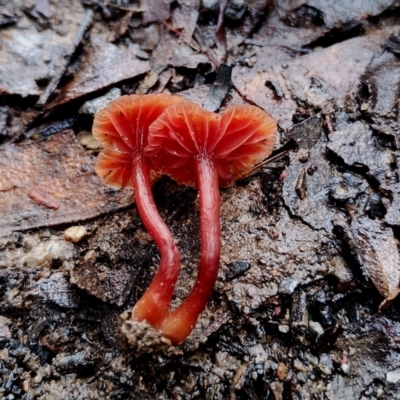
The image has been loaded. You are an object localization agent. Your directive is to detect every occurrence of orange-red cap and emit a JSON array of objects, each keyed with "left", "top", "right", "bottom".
[
  {"left": 147, "top": 103, "right": 277, "bottom": 187},
  {"left": 92, "top": 94, "right": 186, "bottom": 188}
]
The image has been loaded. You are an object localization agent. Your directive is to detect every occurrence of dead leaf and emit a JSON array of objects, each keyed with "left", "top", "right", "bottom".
[
  {"left": 149, "top": 1, "right": 205, "bottom": 74},
  {"left": 351, "top": 217, "right": 400, "bottom": 302},
  {"left": 277, "top": 32, "right": 392, "bottom": 108},
  {"left": 233, "top": 30, "right": 395, "bottom": 131},
  {"left": 49, "top": 33, "right": 150, "bottom": 107},
  {"left": 171, "top": 0, "right": 200, "bottom": 44},
  {"left": 0, "top": 130, "right": 133, "bottom": 237},
  {"left": 151, "top": 30, "right": 209, "bottom": 73},
  {"left": 0, "top": 0, "right": 85, "bottom": 97}
]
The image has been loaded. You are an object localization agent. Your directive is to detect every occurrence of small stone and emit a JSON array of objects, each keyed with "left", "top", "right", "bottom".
[
  {"left": 269, "top": 361, "right": 278, "bottom": 371},
  {"left": 245, "top": 57, "right": 257, "bottom": 68},
  {"left": 64, "top": 226, "right": 88, "bottom": 243},
  {"left": 0, "top": 316, "right": 11, "bottom": 341},
  {"left": 319, "top": 354, "right": 333, "bottom": 376},
  {"left": 215, "top": 352, "right": 240, "bottom": 371},
  {"left": 20, "top": 372, "right": 30, "bottom": 383},
  {"left": 386, "top": 369, "right": 400, "bottom": 383},
  {"left": 278, "top": 325, "right": 289, "bottom": 333},
  {"left": 309, "top": 320, "right": 324, "bottom": 336},
  {"left": 24, "top": 239, "right": 74, "bottom": 268},
  {"left": 55, "top": 25, "right": 69, "bottom": 37},
  {"left": 298, "top": 149, "right": 310, "bottom": 162},
  {"left": 22, "top": 379, "right": 30, "bottom": 392},
  {"left": 136, "top": 49, "right": 150, "bottom": 60},
  {"left": 348, "top": 347, "right": 356, "bottom": 356},
  {"left": 226, "top": 260, "right": 251, "bottom": 280},
  {"left": 270, "top": 381, "right": 284, "bottom": 400},
  {"left": 385, "top": 170, "right": 394, "bottom": 179},
  {"left": 0, "top": 348, "right": 9, "bottom": 360},
  {"left": 279, "top": 278, "right": 299, "bottom": 294},
  {"left": 293, "top": 359, "right": 307, "bottom": 373},
  {"left": 39, "top": 269, "right": 51, "bottom": 279},
  {"left": 77, "top": 131, "right": 103, "bottom": 152},
  {"left": 297, "top": 372, "right": 307, "bottom": 384},
  {"left": 120, "top": 311, "right": 130, "bottom": 321},
  {"left": 84, "top": 249, "right": 97, "bottom": 262},
  {"left": 360, "top": 103, "right": 369, "bottom": 111},
  {"left": 33, "top": 371, "right": 43, "bottom": 384},
  {"left": 307, "top": 353, "right": 318, "bottom": 366},
  {"left": 376, "top": 386, "right": 384, "bottom": 398},
  {"left": 42, "top": 365, "right": 51, "bottom": 377},
  {"left": 341, "top": 363, "right": 350, "bottom": 374},
  {"left": 6, "top": 287, "right": 19, "bottom": 302},
  {"left": 277, "top": 362, "right": 288, "bottom": 380}
]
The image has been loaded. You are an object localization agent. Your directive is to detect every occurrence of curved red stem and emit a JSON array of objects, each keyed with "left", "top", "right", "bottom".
[
  {"left": 131, "top": 154, "right": 180, "bottom": 329},
  {"left": 161, "top": 156, "right": 221, "bottom": 343}
]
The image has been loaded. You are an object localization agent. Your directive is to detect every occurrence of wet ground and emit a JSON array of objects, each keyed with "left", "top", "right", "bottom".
[{"left": 1, "top": 0, "right": 400, "bottom": 399}]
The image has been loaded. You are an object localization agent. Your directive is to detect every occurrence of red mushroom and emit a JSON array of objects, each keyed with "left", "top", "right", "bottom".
[
  {"left": 92, "top": 94, "right": 186, "bottom": 329},
  {"left": 147, "top": 102, "right": 277, "bottom": 343}
]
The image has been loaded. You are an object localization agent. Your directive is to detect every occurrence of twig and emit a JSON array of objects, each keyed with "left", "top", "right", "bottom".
[{"left": 243, "top": 150, "right": 290, "bottom": 181}]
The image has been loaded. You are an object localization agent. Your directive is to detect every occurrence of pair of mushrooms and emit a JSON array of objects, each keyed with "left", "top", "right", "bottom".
[{"left": 93, "top": 94, "right": 277, "bottom": 344}]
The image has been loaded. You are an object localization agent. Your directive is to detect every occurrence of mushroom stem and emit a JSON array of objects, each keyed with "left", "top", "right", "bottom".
[
  {"left": 161, "top": 156, "right": 220, "bottom": 343},
  {"left": 131, "top": 154, "right": 180, "bottom": 329}
]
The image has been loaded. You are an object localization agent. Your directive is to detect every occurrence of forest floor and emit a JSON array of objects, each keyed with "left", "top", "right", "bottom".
[{"left": 1, "top": 1, "right": 400, "bottom": 399}]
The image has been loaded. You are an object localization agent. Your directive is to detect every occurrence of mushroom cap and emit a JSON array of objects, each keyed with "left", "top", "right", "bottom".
[
  {"left": 92, "top": 94, "right": 186, "bottom": 188},
  {"left": 147, "top": 102, "right": 277, "bottom": 187}
]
